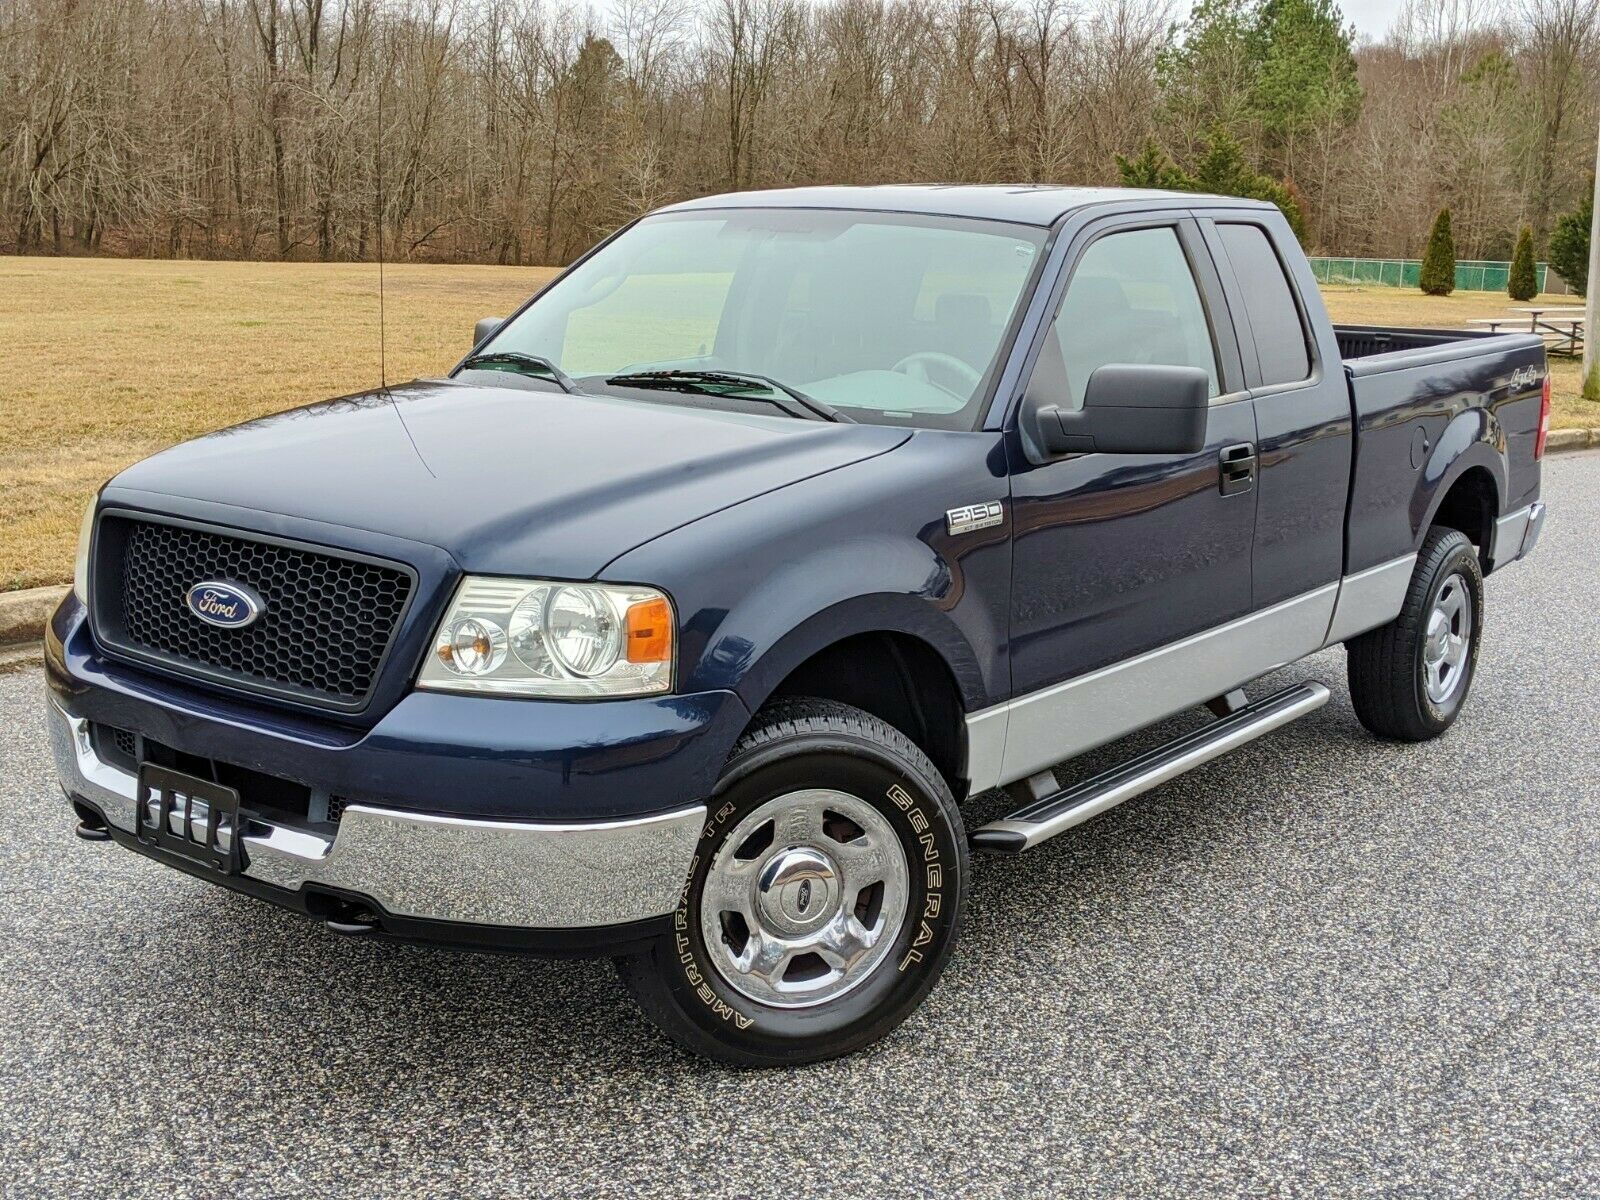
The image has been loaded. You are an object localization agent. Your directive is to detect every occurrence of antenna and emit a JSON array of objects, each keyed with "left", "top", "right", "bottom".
[
  {"left": 376, "top": 62, "right": 387, "bottom": 388},
  {"left": 371, "top": 55, "right": 432, "bottom": 477}
]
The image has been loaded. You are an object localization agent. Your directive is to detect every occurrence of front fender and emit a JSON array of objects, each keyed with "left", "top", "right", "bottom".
[
  {"left": 712, "top": 582, "right": 990, "bottom": 717},
  {"left": 678, "top": 527, "right": 997, "bottom": 712},
  {"left": 604, "top": 429, "right": 1013, "bottom": 722}
]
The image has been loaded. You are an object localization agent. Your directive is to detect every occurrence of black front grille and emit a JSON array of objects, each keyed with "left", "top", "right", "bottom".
[{"left": 98, "top": 517, "right": 414, "bottom": 710}]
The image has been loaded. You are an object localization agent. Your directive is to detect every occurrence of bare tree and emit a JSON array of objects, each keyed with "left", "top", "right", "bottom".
[
  {"left": 1519, "top": 0, "right": 1600, "bottom": 237},
  {"left": 2, "top": 0, "right": 1597, "bottom": 264}
]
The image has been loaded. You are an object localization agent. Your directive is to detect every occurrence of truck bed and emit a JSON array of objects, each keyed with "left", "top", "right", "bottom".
[
  {"left": 1334, "top": 324, "right": 1546, "bottom": 577},
  {"left": 1334, "top": 324, "right": 1509, "bottom": 361}
]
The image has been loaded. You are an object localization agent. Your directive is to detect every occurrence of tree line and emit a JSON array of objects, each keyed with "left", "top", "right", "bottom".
[{"left": 2, "top": 0, "right": 1597, "bottom": 266}]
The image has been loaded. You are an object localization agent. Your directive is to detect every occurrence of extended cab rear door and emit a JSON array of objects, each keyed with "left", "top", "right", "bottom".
[{"left": 1195, "top": 211, "right": 1353, "bottom": 609}]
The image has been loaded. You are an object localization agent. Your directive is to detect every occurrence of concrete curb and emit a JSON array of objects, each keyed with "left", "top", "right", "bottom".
[
  {"left": 0, "top": 432, "right": 1595, "bottom": 656},
  {"left": 1547, "top": 427, "right": 1600, "bottom": 452},
  {"left": 0, "top": 584, "right": 66, "bottom": 647},
  {"left": 0, "top": 641, "right": 43, "bottom": 675}
]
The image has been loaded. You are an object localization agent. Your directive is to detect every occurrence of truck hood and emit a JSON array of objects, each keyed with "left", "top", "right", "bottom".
[{"left": 108, "top": 379, "right": 911, "bottom": 578}]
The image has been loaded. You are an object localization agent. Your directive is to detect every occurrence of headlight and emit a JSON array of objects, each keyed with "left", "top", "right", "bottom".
[
  {"left": 416, "top": 577, "right": 674, "bottom": 698},
  {"left": 72, "top": 497, "right": 96, "bottom": 602}
]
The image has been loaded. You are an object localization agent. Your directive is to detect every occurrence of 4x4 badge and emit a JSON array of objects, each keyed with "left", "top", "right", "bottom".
[{"left": 946, "top": 501, "right": 1004, "bottom": 536}]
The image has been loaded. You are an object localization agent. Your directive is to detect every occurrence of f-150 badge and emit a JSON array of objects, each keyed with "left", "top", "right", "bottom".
[{"left": 946, "top": 501, "right": 1005, "bottom": 536}]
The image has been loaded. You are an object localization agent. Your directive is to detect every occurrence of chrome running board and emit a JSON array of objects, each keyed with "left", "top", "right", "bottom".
[{"left": 969, "top": 682, "right": 1330, "bottom": 854}]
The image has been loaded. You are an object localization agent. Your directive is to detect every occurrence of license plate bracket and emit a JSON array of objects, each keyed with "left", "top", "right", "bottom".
[{"left": 134, "top": 763, "right": 242, "bottom": 874}]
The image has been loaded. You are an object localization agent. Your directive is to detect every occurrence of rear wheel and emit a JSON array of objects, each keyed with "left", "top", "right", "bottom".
[
  {"left": 615, "top": 698, "right": 967, "bottom": 1066},
  {"left": 1347, "top": 527, "right": 1484, "bottom": 741}
]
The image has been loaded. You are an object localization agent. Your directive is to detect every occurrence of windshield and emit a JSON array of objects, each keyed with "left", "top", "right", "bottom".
[{"left": 471, "top": 209, "right": 1048, "bottom": 429}]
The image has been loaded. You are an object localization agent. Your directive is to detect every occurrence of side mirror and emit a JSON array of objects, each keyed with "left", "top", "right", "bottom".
[
  {"left": 473, "top": 317, "right": 503, "bottom": 349},
  {"left": 1022, "top": 364, "right": 1210, "bottom": 461}
]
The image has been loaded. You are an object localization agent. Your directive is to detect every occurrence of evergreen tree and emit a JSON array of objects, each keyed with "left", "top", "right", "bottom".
[
  {"left": 1420, "top": 208, "right": 1457, "bottom": 296},
  {"left": 1115, "top": 132, "right": 1307, "bottom": 244},
  {"left": 1191, "top": 130, "right": 1309, "bottom": 241},
  {"left": 1508, "top": 226, "right": 1537, "bottom": 300},
  {"left": 1548, "top": 195, "right": 1591, "bottom": 296},
  {"left": 1253, "top": 0, "right": 1363, "bottom": 173},
  {"left": 1156, "top": 0, "right": 1260, "bottom": 142},
  {"left": 1159, "top": 0, "right": 1361, "bottom": 184},
  {"left": 1114, "top": 142, "right": 1194, "bottom": 191}
]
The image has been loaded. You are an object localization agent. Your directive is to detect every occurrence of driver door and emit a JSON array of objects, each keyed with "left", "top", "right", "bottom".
[{"left": 999, "top": 215, "right": 1259, "bottom": 781}]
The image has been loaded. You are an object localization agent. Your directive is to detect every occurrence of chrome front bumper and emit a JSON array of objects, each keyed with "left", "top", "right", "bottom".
[{"left": 49, "top": 702, "right": 703, "bottom": 930}]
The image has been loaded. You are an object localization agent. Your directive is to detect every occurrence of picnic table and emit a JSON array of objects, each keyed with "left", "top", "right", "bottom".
[{"left": 1466, "top": 306, "right": 1584, "bottom": 355}]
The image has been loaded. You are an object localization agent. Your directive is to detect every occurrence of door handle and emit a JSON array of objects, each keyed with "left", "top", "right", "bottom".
[{"left": 1219, "top": 443, "right": 1257, "bottom": 496}]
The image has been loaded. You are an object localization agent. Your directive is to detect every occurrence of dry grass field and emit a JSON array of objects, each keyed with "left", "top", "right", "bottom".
[
  {"left": 1318, "top": 283, "right": 1593, "bottom": 429},
  {"left": 0, "top": 257, "right": 558, "bottom": 590},
  {"left": 1, "top": 257, "right": 1595, "bottom": 591}
]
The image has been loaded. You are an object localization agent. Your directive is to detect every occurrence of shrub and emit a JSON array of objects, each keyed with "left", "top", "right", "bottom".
[
  {"left": 1508, "top": 226, "right": 1537, "bottom": 300},
  {"left": 1420, "top": 208, "right": 1456, "bottom": 296}
]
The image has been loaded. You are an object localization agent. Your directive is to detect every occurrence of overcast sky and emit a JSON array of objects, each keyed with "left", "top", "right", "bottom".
[
  {"left": 1303, "top": 0, "right": 1406, "bottom": 38},
  {"left": 587, "top": 0, "right": 1417, "bottom": 46},
  {"left": 1176, "top": 0, "right": 1409, "bottom": 39}
]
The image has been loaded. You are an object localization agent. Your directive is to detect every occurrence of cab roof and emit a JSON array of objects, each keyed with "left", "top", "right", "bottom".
[{"left": 656, "top": 184, "right": 1273, "bottom": 228}]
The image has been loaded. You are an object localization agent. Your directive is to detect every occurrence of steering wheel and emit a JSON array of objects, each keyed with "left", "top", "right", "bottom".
[{"left": 890, "top": 352, "right": 982, "bottom": 400}]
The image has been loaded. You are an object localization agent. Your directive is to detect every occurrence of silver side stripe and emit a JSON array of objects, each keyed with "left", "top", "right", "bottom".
[
  {"left": 967, "top": 553, "right": 1419, "bottom": 793},
  {"left": 1323, "top": 554, "right": 1417, "bottom": 645}
]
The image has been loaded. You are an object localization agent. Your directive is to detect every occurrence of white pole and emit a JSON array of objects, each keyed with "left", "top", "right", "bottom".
[{"left": 1584, "top": 119, "right": 1600, "bottom": 391}]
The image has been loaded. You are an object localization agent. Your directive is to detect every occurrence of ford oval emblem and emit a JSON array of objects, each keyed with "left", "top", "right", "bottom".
[{"left": 185, "top": 580, "right": 264, "bottom": 629}]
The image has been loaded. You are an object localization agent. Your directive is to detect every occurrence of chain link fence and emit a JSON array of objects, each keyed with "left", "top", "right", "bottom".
[{"left": 1309, "top": 257, "right": 1557, "bottom": 293}]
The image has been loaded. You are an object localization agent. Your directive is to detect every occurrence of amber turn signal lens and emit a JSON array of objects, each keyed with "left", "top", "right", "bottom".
[{"left": 625, "top": 597, "right": 673, "bottom": 664}]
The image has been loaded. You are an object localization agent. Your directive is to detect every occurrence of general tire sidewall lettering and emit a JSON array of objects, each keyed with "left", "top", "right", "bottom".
[{"left": 667, "top": 744, "right": 961, "bottom": 1048}]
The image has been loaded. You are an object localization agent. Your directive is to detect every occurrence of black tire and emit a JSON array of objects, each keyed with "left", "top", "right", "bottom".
[
  {"left": 1347, "top": 527, "right": 1484, "bottom": 741},
  {"left": 614, "top": 698, "right": 967, "bottom": 1067}
]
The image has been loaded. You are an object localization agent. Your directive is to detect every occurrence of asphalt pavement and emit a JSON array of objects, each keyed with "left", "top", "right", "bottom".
[{"left": 3, "top": 454, "right": 1598, "bottom": 1198}]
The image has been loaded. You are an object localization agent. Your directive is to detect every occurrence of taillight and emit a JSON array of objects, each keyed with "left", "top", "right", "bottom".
[{"left": 1535, "top": 373, "right": 1552, "bottom": 459}]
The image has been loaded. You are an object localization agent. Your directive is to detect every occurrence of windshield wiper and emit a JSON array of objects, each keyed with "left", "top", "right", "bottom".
[
  {"left": 461, "top": 351, "right": 579, "bottom": 394},
  {"left": 604, "top": 369, "right": 852, "bottom": 423}
]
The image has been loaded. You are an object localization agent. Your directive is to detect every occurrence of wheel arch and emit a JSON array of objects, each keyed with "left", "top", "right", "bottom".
[
  {"left": 1420, "top": 416, "right": 1506, "bottom": 569},
  {"left": 1427, "top": 464, "right": 1499, "bottom": 569},
  {"left": 731, "top": 599, "right": 984, "bottom": 799}
]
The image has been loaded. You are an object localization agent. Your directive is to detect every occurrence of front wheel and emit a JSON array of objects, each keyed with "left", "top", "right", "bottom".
[
  {"left": 615, "top": 698, "right": 967, "bottom": 1066},
  {"left": 1347, "top": 527, "right": 1484, "bottom": 741}
]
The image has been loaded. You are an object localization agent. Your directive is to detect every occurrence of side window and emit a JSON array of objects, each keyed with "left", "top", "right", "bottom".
[
  {"left": 1217, "top": 223, "right": 1311, "bottom": 386},
  {"left": 1031, "top": 226, "right": 1220, "bottom": 411}
]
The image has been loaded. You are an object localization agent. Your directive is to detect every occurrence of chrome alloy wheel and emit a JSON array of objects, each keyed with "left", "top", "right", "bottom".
[
  {"left": 699, "top": 789, "right": 910, "bottom": 1009},
  {"left": 1423, "top": 572, "right": 1473, "bottom": 705}
]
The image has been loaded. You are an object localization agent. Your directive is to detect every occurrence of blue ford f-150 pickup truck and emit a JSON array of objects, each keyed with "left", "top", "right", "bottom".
[{"left": 48, "top": 185, "right": 1549, "bottom": 1065}]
